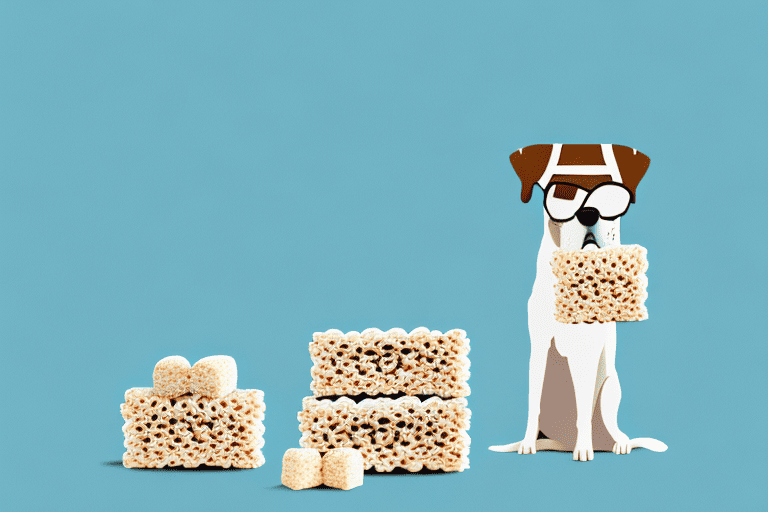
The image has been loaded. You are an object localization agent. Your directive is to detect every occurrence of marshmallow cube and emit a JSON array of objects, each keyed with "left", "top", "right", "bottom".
[
  {"left": 322, "top": 448, "right": 364, "bottom": 490},
  {"left": 281, "top": 448, "right": 323, "bottom": 490}
]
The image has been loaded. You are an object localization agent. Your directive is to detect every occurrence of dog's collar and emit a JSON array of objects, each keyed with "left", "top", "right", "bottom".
[{"left": 537, "top": 144, "right": 623, "bottom": 189}]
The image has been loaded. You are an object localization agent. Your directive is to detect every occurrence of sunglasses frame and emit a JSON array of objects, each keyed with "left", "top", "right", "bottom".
[{"left": 542, "top": 181, "right": 632, "bottom": 223}]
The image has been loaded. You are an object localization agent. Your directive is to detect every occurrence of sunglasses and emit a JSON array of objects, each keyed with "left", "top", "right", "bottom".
[{"left": 543, "top": 181, "right": 631, "bottom": 222}]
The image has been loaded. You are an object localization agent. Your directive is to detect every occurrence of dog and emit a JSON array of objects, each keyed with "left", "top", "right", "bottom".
[{"left": 489, "top": 143, "right": 667, "bottom": 461}]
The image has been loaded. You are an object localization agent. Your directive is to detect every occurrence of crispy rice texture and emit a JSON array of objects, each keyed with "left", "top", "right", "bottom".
[
  {"left": 121, "top": 388, "right": 265, "bottom": 469},
  {"left": 299, "top": 395, "right": 470, "bottom": 472},
  {"left": 310, "top": 328, "right": 470, "bottom": 398},
  {"left": 552, "top": 244, "right": 648, "bottom": 324}
]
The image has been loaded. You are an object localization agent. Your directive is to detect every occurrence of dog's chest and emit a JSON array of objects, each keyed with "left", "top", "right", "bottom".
[{"left": 551, "top": 322, "right": 611, "bottom": 360}]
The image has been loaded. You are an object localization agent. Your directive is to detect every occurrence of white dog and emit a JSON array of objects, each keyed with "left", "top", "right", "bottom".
[{"left": 490, "top": 143, "right": 666, "bottom": 461}]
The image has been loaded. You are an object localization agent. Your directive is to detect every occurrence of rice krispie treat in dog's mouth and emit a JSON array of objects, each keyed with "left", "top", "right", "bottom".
[{"left": 551, "top": 244, "right": 648, "bottom": 324}]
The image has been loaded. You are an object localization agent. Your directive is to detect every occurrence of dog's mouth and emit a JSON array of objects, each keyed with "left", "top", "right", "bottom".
[{"left": 581, "top": 232, "right": 599, "bottom": 249}]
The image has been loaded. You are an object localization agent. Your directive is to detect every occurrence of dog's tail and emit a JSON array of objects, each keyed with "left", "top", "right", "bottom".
[
  {"left": 488, "top": 438, "right": 667, "bottom": 453},
  {"left": 488, "top": 439, "right": 569, "bottom": 452},
  {"left": 627, "top": 438, "right": 668, "bottom": 452}
]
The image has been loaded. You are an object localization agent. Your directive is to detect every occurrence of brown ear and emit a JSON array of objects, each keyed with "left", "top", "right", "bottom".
[
  {"left": 613, "top": 145, "right": 650, "bottom": 203},
  {"left": 509, "top": 144, "right": 552, "bottom": 203}
]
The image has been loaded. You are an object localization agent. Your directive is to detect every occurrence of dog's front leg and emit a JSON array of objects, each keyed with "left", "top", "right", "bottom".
[
  {"left": 568, "top": 350, "right": 602, "bottom": 461},
  {"left": 599, "top": 326, "right": 631, "bottom": 454},
  {"left": 519, "top": 331, "right": 550, "bottom": 454}
]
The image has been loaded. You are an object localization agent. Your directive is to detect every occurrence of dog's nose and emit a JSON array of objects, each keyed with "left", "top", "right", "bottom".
[{"left": 576, "top": 207, "right": 599, "bottom": 227}]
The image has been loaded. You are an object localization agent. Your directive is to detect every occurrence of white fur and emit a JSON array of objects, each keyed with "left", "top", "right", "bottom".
[{"left": 490, "top": 208, "right": 666, "bottom": 461}]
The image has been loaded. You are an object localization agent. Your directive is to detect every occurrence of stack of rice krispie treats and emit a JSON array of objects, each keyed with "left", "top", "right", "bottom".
[{"left": 297, "top": 327, "right": 471, "bottom": 472}]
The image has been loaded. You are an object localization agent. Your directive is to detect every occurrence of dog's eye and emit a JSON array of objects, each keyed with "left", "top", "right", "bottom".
[
  {"left": 583, "top": 184, "right": 631, "bottom": 219},
  {"left": 545, "top": 185, "right": 588, "bottom": 221},
  {"left": 553, "top": 184, "right": 578, "bottom": 200}
]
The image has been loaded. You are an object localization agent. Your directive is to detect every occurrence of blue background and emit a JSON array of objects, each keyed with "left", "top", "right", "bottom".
[{"left": 1, "top": 1, "right": 766, "bottom": 510}]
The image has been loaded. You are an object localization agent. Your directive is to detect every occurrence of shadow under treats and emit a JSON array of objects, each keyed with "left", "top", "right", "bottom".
[
  {"left": 269, "top": 484, "right": 344, "bottom": 491},
  {"left": 364, "top": 467, "right": 447, "bottom": 476},
  {"left": 102, "top": 460, "right": 243, "bottom": 471},
  {"left": 267, "top": 468, "right": 447, "bottom": 490}
]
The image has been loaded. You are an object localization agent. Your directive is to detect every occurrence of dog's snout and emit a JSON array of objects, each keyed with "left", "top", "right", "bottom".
[{"left": 576, "top": 207, "right": 599, "bottom": 227}]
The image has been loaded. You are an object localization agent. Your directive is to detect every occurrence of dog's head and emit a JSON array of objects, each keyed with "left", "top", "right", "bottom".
[{"left": 510, "top": 144, "right": 650, "bottom": 251}]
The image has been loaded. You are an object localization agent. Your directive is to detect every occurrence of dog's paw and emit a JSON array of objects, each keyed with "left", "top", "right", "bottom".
[
  {"left": 518, "top": 437, "right": 538, "bottom": 455},
  {"left": 612, "top": 434, "right": 632, "bottom": 455},
  {"left": 573, "top": 441, "right": 594, "bottom": 461}
]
